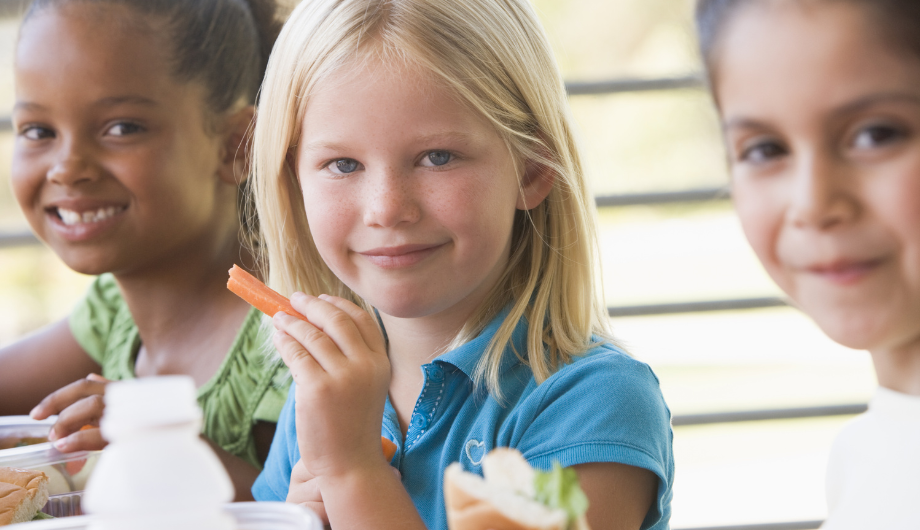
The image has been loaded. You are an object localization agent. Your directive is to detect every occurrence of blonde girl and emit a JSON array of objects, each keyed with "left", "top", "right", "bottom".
[
  {"left": 251, "top": 1, "right": 673, "bottom": 528},
  {"left": 697, "top": 0, "right": 920, "bottom": 527}
]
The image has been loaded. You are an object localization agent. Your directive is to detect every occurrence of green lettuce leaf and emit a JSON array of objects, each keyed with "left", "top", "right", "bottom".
[{"left": 533, "top": 461, "right": 589, "bottom": 524}]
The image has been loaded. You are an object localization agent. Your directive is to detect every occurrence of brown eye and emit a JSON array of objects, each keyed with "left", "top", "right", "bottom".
[
  {"left": 852, "top": 125, "right": 904, "bottom": 149},
  {"left": 20, "top": 125, "right": 54, "bottom": 141},
  {"left": 740, "top": 141, "right": 786, "bottom": 164},
  {"left": 106, "top": 122, "right": 144, "bottom": 136}
]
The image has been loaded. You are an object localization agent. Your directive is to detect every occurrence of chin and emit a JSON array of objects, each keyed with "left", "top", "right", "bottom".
[
  {"left": 810, "top": 310, "right": 889, "bottom": 352},
  {"left": 367, "top": 292, "right": 456, "bottom": 320},
  {"left": 54, "top": 249, "right": 120, "bottom": 277}
]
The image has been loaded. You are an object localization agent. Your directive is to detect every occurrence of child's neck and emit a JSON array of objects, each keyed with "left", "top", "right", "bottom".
[
  {"left": 381, "top": 310, "right": 470, "bottom": 436},
  {"left": 112, "top": 227, "right": 254, "bottom": 387},
  {"left": 871, "top": 338, "right": 920, "bottom": 396}
]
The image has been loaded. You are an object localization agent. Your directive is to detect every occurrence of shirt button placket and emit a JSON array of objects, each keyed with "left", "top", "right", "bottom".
[{"left": 405, "top": 364, "right": 447, "bottom": 449}]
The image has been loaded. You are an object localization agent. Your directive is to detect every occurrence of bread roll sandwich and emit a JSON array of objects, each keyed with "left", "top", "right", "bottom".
[
  {"left": 0, "top": 467, "right": 50, "bottom": 525},
  {"left": 444, "top": 448, "right": 590, "bottom": 530}
]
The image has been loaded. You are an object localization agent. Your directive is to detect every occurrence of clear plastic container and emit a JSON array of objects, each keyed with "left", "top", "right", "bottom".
[
  {"left": 9, "top": 502, "right": 323, "bottom": 529},
  {"left": 42, "top": 492, "right": 84, "bottom": 518},
  {"left": 0, "top": 416, "right": 101, "bottom": 497}
]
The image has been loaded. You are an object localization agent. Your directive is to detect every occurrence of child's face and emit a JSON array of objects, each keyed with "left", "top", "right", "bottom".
[
  {"left": 295, "top": 58, "right": 524, "bottom": 322},
  {"left": 717, "top": 2, "right": 920, "bottom": 352},
  {"left": 11, "top": 4, "right": 231, "bottom": 275}
]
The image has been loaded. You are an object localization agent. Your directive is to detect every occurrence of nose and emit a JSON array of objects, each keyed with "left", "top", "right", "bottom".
[
  {"left": 362, "top": 167, "right": 421, "bottom": 228},
  {"left": 46, "top": 138, "right": 98, "bottom": 186},
  {"left": 785, "top": 153, "right": 859, "bottom": 230}
]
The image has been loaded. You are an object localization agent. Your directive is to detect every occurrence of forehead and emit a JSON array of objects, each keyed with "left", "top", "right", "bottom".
[
  {"left": 300, "top": 54, "right": 495, "bottom": 142},
  {"left": 715, "top": 1, "right": 920, "bottom": 119},
  {"left": 16, "top": 3, "right": 175, "bottom": 98}
]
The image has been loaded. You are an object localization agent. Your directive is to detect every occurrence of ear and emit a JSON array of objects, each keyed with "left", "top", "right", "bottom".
[
  {"left": 217, "top": 105, "right": 256, "bottom": 186},
  {"left": 516, "top": 159, "right": 555, "bottom": 211}
]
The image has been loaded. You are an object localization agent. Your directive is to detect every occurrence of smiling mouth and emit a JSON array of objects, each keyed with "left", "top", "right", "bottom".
[
  {"left": 52, "top": 206, "right": 127, "bottom": 226},
  {"left": 807, "top": 259, "right": 884, "bottom": 283},
  {"left": 359, "top": 243, "right": 445, "bottom": 268}
]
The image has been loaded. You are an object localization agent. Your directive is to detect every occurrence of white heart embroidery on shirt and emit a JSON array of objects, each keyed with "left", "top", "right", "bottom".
[{"left": 465, "top": 439, "right": 486, "bottom": 466}]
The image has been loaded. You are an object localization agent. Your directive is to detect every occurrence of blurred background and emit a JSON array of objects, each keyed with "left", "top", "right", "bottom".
[{"left": 0, "top": 0, "right": 875, "bottom": 528}]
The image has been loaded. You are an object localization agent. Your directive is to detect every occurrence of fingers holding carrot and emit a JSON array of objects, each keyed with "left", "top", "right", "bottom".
[
  {"left": 272, "top": 294, "right": 390, "bottom": 480},
  {"left": 226, "top": 266, "right": 396, "bottom": 471},
  {"left": 30, "top": 373, "right": 111, "bottom": 452}
]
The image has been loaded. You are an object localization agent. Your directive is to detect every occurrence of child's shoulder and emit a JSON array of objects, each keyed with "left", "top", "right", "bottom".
[
  {"left": 509, "top": 337, "right": 673, "bottom": 496},
  {"left": 548, "top": 337, "right": 661, "bottom": 393},
  {"left": 522, "top": 337, "right": 669, "bottom": 428}
]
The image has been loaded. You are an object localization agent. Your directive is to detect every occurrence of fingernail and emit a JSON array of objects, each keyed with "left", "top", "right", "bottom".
[
  {"left": 318, "top": 294, "right": 331, "bottom": 301},
  {"left": 47, "top": 429, "right": 59, "bottom": 442},
  {"left": 53, "top": 437, "right": 67, "bottom": 451},
  {"left": 29, "top": 407, "right": 40, "bottom": 419},
  {"left": 291, "top": 292, "right": 308, "bottom": 301}
]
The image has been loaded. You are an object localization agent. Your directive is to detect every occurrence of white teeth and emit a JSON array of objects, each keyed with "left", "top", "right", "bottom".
[{"left": 57, "top": 206, "right": 124, "bottom": 226}]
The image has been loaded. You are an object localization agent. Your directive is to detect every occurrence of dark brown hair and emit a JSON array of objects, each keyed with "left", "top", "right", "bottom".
[
  {"left": 696, "top": 0, "right": 920, "bottom": 83},
  {"left": 24, "top": 0, "right": 283, "bottom": 115}
]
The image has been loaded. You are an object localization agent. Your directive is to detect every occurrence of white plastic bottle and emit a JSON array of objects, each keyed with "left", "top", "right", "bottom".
[{"left": 83, "top": 376, "right": 236, "bottom": 530}]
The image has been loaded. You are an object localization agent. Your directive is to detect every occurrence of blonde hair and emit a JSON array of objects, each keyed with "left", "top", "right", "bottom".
[{"left": 250, "top": 0, "right": 610, "bottom": 399}]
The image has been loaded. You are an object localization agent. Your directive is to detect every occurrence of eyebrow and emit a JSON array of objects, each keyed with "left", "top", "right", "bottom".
[
  {"left": 13, "top": 95, "right": 159, "bottom": 113},
  {"left": 94, "top": 95, "right": 160, "bottom": 108},
  {"left": 835, "top": 92, "right": 920, "bottom": 114},
  {"left": 723, "top": 92, "right": 920, "bottom": 131},
  {"left": 300, "top": 131, "right": 477, "bottom": 153}
]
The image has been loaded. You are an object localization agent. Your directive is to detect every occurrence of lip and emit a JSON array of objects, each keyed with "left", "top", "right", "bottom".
[
  {"left": 358, "top": 243, "right": 446, "bottom": 269},
  {"left": 43, "top": 198, "right": 129, "bottom": 243},
  {"left": 805, "top": 258, "right": 885, "bottom": 285}
]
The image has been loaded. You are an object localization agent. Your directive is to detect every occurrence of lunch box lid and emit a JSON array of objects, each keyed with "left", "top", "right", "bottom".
[
  {"left": 9, "top": 502, "right": 323, "bottom": 529},
  {"left": 0, "top": 416, "right": 96, "bottom": 468}
]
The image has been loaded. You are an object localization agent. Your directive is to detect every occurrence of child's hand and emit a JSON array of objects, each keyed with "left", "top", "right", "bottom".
[
  {"left": 287, "top": 459, "right": 329, "bottom": 524},
  {"left": 30, "top": 373, "right": 111, "bottom": 452},
  {"left": 272, "top": 293, "right": 390, "bottom": 480}
]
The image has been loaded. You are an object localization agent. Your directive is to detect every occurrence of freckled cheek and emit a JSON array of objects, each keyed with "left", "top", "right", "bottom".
[{"left": 303, "top": 195, "right": 356, "bottom": 267}]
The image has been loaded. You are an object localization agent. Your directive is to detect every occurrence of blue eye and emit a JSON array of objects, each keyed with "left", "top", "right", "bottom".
[
  {"left": 424, "top": 151, "right": 452, "bottom": 167},
  {"left": 329, "top": 158, "right": 360, "bottom": 174}
]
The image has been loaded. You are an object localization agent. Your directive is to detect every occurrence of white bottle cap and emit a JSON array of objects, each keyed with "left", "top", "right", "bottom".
[{"left": 102, "top": 376, "right": 201, "bottom": 441}]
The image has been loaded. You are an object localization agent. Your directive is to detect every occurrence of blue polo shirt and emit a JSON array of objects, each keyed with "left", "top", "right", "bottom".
[{"left": 254, "top": 310, "right": 673, "bottom": 529}]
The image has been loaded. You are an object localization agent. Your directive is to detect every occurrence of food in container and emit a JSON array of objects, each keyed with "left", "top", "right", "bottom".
[
  {"left": 0, "top": 467, "right": 50, "bottom": 525},
  {"left": 6, "top": 501, "right": 323, "bottom": 529},
  {"left": 0, "top": 417, "right": 101, "bottom": 497}
]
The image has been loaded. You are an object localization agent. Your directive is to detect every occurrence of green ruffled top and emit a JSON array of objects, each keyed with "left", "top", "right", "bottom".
[{"left": 69, "top": 273, "right": 290, "bottom": 469}]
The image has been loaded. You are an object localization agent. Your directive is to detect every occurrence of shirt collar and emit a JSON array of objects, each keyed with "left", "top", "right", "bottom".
[{"left": 434, "top": 305, "right": 529, "bottom": 381}]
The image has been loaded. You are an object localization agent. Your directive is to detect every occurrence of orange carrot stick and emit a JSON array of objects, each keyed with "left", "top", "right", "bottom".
[
  {"left": 382, "top": 437, "right": 397, "bottom": 462},
  {"left": 227, "top": 265, "right": 397, "bottom": 464},
  {"left": 227, "top": 265, "right": 308, "bottom": 322}
]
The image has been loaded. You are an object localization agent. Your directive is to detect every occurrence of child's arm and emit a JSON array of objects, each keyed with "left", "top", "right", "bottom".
[
  {"left": 0, "top": 318, "right": 101, "bottom": 416},
  {"left": 272, "top": 294, "right": 428, "bottom": 530},
  {"left": 574, "top": 462, "right": 658, "bottom": 530}
]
